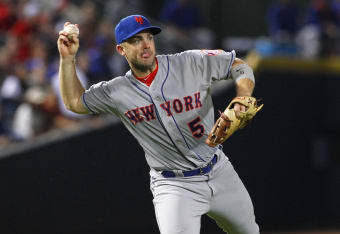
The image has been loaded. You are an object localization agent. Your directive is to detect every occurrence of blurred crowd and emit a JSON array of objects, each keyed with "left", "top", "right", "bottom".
[
  {"left": 1, "top": 0, "right": 340, "bottom": 148},
  {"left": 263, "top": 0, "right": 340, "bottom": 58},
  {"left": 0, "top": 0, "right": 131, "bottom": 147}
]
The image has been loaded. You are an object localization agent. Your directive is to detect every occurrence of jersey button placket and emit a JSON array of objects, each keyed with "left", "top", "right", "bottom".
[
  {"left": 164, "top": 121, "right": 173, "bottom": 136},
  {"left": 175, "top": 139, "right": 183, "bottom": 146}
]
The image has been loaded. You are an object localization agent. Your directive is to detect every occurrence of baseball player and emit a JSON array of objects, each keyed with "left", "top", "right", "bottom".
[{"left": 58, "top": 15, "right": 260, "bottom": 234}]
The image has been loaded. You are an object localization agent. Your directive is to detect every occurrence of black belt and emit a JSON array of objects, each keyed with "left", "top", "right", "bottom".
[{"left": 161, "top": 154, "right": 218, "bottom": 178}]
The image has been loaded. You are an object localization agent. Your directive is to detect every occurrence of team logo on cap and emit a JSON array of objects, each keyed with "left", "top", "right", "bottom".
[{"left": 135, "top": 16, "right": 144, "bottom": 25}]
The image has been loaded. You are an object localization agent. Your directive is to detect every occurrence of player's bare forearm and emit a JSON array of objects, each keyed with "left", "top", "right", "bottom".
[
  {"left": 59, "top": 58, "right": 88, "bottom": 114},
  {"left": 58, "top": 22, "right": 88, "bottom": 114},
  {"left": 231, "top": 58, "right": 255, "bottom": 97},
  {"left": 235, "top": 78, "right": 254, "bottom": 97},
  {"left": 229, "top": 57, "right": 255, "bottom": 114}
]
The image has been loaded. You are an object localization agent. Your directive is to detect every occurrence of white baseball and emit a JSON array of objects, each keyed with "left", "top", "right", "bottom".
[{"left": 64, "top": 24, "right": 79, "bottom": 36}]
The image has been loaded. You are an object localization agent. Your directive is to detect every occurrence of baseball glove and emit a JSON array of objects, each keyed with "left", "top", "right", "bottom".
[{"left": 205, "top": 96, "right": 263, "bottom": 147}]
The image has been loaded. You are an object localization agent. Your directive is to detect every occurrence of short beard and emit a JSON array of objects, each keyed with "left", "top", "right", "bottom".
[{"left": 130, "top": 57, "right": 155, "bottom": 73}]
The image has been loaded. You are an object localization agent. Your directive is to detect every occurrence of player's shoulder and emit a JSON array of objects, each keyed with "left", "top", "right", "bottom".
[
  {"left": 88, "top": 75, "right": 126, "bottom": 92},
  {"left": 162, "top": 50, "right": 205, "bottom": 58},
  {"left": 107, "top": 75, "right": 127, "bottom": 85},
  {"left": 163, "top": 49, "right": 235, "bottom": 60},
  {"left": 156, "top": 50, "right": 202, "bottom": 64}
]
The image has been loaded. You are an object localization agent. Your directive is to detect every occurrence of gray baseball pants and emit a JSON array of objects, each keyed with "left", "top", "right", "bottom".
[{"left": 150, "top": 151, "right": 259, "bottom": 234}]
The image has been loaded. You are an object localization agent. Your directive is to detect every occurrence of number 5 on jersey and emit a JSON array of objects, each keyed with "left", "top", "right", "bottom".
[{"left": 187, "top": 117, "right": 205, "bottom": 139}]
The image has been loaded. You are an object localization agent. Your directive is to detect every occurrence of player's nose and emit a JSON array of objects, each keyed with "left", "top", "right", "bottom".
[{"left": 142, "top": 38, "right": 151, "bottom": 48}]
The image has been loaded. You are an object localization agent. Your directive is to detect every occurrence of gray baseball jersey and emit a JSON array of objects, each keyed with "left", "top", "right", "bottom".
[
  {"left": 82, "top": 49, "right": 259, "bottom": 234},
  {"left": 82, "top": 49, "right": 235, "bottom": 171}
]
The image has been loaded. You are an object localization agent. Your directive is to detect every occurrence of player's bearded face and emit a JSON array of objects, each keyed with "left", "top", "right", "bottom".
[{"left": 123, "top": 32, "right": 156, "bottom": 72}]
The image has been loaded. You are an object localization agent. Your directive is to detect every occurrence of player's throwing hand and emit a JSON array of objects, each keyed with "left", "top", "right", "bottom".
[{"left": 57, "top": 22, "right": 79, "bottom": 59}]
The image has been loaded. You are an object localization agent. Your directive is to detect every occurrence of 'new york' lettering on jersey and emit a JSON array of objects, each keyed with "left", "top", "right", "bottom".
[{"left": 125, "top": 92, "right": 202, "bottom": 125}]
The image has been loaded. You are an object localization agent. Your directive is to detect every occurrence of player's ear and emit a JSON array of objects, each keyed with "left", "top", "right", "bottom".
[{"left": 116, "top": 44, "right": 125, "bottom": 56}]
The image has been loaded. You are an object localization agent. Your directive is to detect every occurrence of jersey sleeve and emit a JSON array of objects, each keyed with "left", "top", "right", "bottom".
[
  {"left": 82, "top": 81, "right": 118, "bottom": 114},
  {"left": 185, "top": 49, "right": 236, "bottom": 85}
]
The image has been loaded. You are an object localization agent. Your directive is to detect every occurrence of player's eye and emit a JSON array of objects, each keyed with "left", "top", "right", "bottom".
[
  {"left": 147, "top": 34, "right": 153, "bottom": 41},
  {"left": 127, "top": 37, "right": 140, "bottom": 44},
  {"left": 132, "top": 39, "right": 140, "bottom": 44}
]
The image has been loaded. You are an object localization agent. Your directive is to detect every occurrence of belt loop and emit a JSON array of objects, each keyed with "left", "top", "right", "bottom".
[
  {"left": 199, "top": 168, "right": 204, "bottom": 175},
  {"left": 173, "top": 170, "right": 184, "bottom": 177}
]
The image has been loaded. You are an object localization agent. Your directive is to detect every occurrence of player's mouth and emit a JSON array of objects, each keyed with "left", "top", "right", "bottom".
[{"left": 141, "top": 51, "right": 152, "bottom": 59}]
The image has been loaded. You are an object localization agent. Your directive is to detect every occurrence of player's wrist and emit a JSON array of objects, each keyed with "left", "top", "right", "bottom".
[
  {"left": 236, "top": 88, "right": 253, "bottom": 97},
  {"left": 60, "top": 56, "right": 76, "bottom": 64},
  {"left": 236, "top": 93, "right": 252, "bottom": 98}
]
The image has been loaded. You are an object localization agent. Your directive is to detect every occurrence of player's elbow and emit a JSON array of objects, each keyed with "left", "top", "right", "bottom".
[
  {"left": 64, "top": 99, "right": 88, "bottom": 114},
  {"left": 64, "top": 102, "right": 76, "bottom": 112},
  {"left": 64, "top": 102, "right": 77, "bottom": 113},
  {"left": 232, "top": 58, "right": 245, "bottom": 66}
]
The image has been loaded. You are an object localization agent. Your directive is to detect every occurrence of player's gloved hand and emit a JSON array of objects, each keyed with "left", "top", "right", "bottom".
[
  {"left": 205, "top": 96, "right": 263, "bottom": 147},
  {"left": 233, "top": 102, "right": 247, "bottom": 118}
]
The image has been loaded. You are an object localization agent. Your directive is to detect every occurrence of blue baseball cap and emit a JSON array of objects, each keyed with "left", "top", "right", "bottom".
[{"left": 115, "top": 15, "right": 162, "bottom": 44}]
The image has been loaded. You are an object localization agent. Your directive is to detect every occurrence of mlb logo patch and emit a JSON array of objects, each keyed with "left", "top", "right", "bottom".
[{"left": 201, "top": 49, "right": 222, "bottom": 56}]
